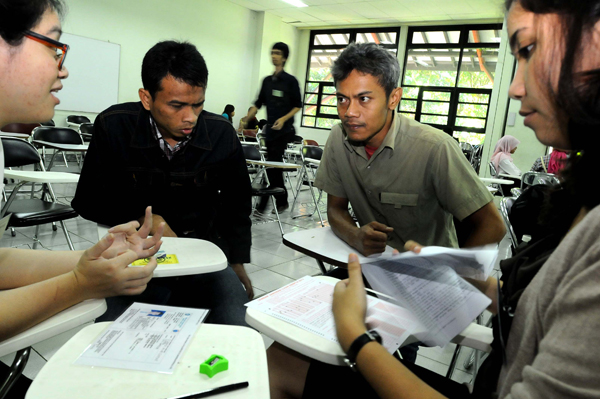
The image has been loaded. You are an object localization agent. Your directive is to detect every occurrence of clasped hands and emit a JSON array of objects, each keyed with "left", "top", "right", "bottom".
[{"left": 72, "top": 206, "right": 166, "bottom": 299}]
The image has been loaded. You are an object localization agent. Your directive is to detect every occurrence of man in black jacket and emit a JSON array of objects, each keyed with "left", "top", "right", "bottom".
[{"left": 72, "top": 41, "right": 253, "bottom": 326}]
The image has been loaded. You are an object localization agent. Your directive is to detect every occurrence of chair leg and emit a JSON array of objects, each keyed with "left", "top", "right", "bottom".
[
  {"left": 446, "top": 344, "right": 462, "bottom": 379},
  {"left": 60, "top": 220, "right": 75, "bottom": 251},
  {"left": 270, "top": 195, "right": 285, "bottom": 236},
  {"left": 290, "top": 166, "right": 306, "bottom": 217},
  {"left": 0, "top": 347, "right": 30, "bottom": 399},
  {"left": 32, "top": 224, "right": 41, "bottom": 249},
  {"left": 316, "top": 259, "right": 328, "bottom": 275}
]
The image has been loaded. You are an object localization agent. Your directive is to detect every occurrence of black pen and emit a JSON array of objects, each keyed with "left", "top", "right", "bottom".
[{"left": 166, "top": 382, "right": 249, "bottom": 399}]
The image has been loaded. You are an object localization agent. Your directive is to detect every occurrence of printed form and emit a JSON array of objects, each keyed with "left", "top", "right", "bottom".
[
  {"left": 75, "top": 302, "right": 209, "bottom": 373},
  {"left": 246, "top": 276, "right": 417, "bottom": 353}
]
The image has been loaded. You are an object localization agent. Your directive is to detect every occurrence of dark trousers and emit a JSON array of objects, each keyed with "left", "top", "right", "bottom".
[{"left": 265, "top": 137, "right": 289, "bottom": 207}]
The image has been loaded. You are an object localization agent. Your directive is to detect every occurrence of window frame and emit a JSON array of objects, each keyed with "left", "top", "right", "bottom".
[{"left": 400, "top": 23, "right": 502, "bottom": 138}]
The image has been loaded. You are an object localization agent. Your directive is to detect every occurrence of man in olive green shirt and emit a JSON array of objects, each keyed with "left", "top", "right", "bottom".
[{"left": 314, "top": 42, "right": 505, "bottom": 256}]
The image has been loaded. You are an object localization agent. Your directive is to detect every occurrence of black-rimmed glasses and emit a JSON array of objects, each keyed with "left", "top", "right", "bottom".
[{"left": 24, "top": 30, "right": 69, "bottom": 70}]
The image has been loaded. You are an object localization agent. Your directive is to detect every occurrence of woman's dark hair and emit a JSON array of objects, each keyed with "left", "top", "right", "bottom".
[
  {"left": 142, "top": 40, "right": 208, "bottom": 99},
  {"left": 222, "top": 104, "right": 235, "bottom": 122},
  {"left": 506, "top": 0, "right": 600, "bottom": 211},
  {"left": 0, "top": 0, "right": 65, "bottom": 46}
]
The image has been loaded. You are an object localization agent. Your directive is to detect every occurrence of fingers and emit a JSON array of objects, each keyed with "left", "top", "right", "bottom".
[
  {"left": 86, "top": 234, "right": 116, "bottom": 259},
  {"left": 369, "top": 221, "right": 394, "bottom": 233},
  {"left": 404, "top": 240, "right": 423, "bottom": 254},
  {"left": 137, "top": 206, "right": 153, "bottom": 238},
  {"left": 108, "top": 220, "right": 141, "bottom": 235},
  {"left": 346, "top": 253, "right": 364, "bottom": 286}
]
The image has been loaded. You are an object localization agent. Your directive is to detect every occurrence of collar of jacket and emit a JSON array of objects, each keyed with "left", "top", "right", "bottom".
[{"left": 130, "top": 106, "right": 213, "bottom": 151}]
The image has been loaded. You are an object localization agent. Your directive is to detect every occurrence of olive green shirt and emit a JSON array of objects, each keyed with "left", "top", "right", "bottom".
[{"left": 314, "top": 112, "right": 493, "bottom": 250}]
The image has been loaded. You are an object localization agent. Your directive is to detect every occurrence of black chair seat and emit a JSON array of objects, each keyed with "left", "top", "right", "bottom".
[
  {"left": 251, "top": 187, "right": 285, "bottom": 197},
  {"left": 7, "top": 200, "right": 78, "bottom": 227}
]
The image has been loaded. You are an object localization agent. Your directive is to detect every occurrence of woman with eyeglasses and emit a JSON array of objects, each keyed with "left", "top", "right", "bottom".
[
  {"left": 269, "top": 0, "right": 600, "bottom": 398},
  {"left": 0, "top": 1, "right": 164, "bottom": 395}
]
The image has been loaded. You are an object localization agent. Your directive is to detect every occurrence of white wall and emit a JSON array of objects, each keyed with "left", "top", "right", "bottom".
[{"left": 54, "top": 0, "right": 265, "bottom": 126}]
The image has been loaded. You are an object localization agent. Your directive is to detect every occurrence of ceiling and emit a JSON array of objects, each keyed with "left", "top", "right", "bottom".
[{"left": 225, "top": 0, "right": 505, "bottom": 29}]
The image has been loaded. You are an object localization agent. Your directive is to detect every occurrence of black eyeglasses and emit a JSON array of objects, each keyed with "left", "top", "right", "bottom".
[{"left": 24, "top": 30, "right": 69, "bottom": 70}]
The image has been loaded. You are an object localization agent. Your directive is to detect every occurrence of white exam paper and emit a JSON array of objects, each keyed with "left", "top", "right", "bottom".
[
  {"left": 75, "top": 302, "right": 208, "bottom": 373},
  {"left": 246, "top": 276, "right": 417, "bottom": 353}
]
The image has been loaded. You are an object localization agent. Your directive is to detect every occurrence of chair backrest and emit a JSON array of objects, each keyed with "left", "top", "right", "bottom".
[
  {"left": 292, "top": 135, "right": 303, "bottom": 145},
  {"left": 488, "top": 161, "right": 497, "bottom": 177},
  {"left": 1, "top": 137, "right": 42, "bottom": 167},
  {"left": 79, "top": 123, "right": 94, "bottom": 135},
  {"left": 66, "top": 115, "right": 90, "bottom": 125},
  {"left": 520, "top": 171, "right": 560, "bottom": 188},
  {"left": 41, "top": 120, "right": 55, "bottom": 126},
  {"left": 32, "top": 126, "right": 83, "bottom": 145},
  {"left": 242, "top": 144, "right": 262, "bottom": 161},
  {"left": 1, "top": 123, "right": 41, "bottom": 136},
  {"left": 302, "top": 145, "right": 323, "bottom": 161},
  {"left": 303, "top": 139, "right": 319, "bottom": 146},
  {"left": 500, "top": 197, "right": 519, "bottom": 249},
  {"left": 259, "top": 137, "right": 267, "bottom": 150}
]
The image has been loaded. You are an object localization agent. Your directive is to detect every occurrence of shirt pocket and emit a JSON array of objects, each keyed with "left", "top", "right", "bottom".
[{"left": 380, "top": 193, "right": 418, "bottom": 209}]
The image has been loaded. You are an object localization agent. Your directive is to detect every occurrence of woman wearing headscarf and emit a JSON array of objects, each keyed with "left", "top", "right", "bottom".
[{"left": 490, "top": 135, "right": 522, "bottom": 176}]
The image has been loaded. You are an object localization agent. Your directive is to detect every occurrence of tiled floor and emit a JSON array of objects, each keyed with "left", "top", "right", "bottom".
[{"left": 1, "top": 158, "right": 512, "bottom": 388}]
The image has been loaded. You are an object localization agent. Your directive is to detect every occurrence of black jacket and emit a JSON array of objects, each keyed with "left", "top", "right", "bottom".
[{"left": 72, "top": 102, "right": 252, "bottom": 264}]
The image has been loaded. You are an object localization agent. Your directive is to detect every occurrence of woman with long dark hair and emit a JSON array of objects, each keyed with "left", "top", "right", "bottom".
[
  {"left": 0, "top": 2, "right": 163, "bottom": 395},
  {"left": 222, "top": 104, "right": 235, "bottom": 123},
  {"left": 269, "top": 0, "right": 600, "bottom": 397}
]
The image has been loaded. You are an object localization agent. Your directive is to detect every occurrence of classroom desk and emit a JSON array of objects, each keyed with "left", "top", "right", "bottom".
[
  {"left": 0, "top": 300, "right": 106, "bottom": 358},
  {"left": 97, "top": 226, "right": 228, "bottom": 278},
  {"left": 479, "top": 177, "right": 513, "bottom": 185},
  {"left": 3, "top": 169, "right": 79, "bottom": 184},
  {"left": 0, "top": 132, "right": 30, "bottom": 139},
  {"left": 284, "top": 149, "right": 301, "bottom": 157},
  {"left": 25, "top": 322, "right": 269, "bottom": 399},
  {"left": 282, "top": 226, "right": 395, "bottom": 272},
  {"left": 245, "top": 160, "right": 301, "bottom": 169},
  {"left": 245, "top": 276, "right": 493, "bottom": 366},
  {"left": 31, "top": 140, "right": 88, "bottom": 152},
  {"left": 0, "top": 300, "right": 106, "bottom": 398}
]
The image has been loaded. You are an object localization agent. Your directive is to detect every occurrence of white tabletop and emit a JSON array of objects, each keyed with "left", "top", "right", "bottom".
[
  {"left": 246, "top": 160, "right": 301, "bottom": 169},
  {"left": 97, "top": 226, "right": 228, "bottom": 278},
  {"left": 499, "top": 173, "right": 521, "bottom": 180},
  {"left": 26, "top": 322, "right": 269, "bottom": 399},
  {"left": 284, "top": 149, "right": 301, "bottom": 156},
  {"left": 283, "top": 226, "right": 395, "bottom": 268},
  {"left": 0, "top": 132, "right": 30, "bottom": 139},
  {"left": 4, "top": 169, "right": 80, "bottom": 183},
  {"left": 33, "top": 140, "right": 88, "bottom": 151},
  {"left": 0, "top": 299, "right": 106, "bottom": 358},
  {"left": 479, "top": 177, "right": 513, "bottom": 185},
  {"left": 304, "top": 158, "right": 321, "bottom": 166},
  {"left": 246, "top": 276, "right": 493, "bottom": 366}
]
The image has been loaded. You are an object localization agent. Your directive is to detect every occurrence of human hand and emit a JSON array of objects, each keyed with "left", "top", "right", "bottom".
[
  {"left": 333, "top": 253, "right": 368, "bottom": 353},
  {"left": 354, "top": 221, "right": 393, "bottom": 256},
  {"left": 141, "top": 213, "right": 177, "bottom": 238},
  {"left": 103, "top": 207, "right": 165, "bottom": 259},
  {"left": 73, "top": 234, "right": 157, "bottom": 298},
  {"left": 404, "top": 240, "right": 424, "bottom": 254},
  {"left": 231, "top": 263, "right": 254, "bottom": 299},
  {"left": 272, "top": 117, "right": 285, "bottom": 130}
]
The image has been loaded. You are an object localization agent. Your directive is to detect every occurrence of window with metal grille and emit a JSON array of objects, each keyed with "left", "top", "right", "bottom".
[
  {"left": 399, "top": 24, "right": 502, "bottom": 145},
  {"left": 302, "top": 28, "right": 400, "bottom": 130}
]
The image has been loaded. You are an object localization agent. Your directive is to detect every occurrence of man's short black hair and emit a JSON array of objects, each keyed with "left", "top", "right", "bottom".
[
  {"left": 272, "top": 42, "right": 289, "bottom": 60},
  {"left": 332, "top": 42, "right": 400, "bottom": 98},
  {"left": 0, "top": 0, "right": 65, "bottom": 46},
  {"left": 141, "top": 40, "right": 209, "bottom": 99}
]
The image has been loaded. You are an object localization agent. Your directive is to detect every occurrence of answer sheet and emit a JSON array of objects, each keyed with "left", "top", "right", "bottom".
[
  {"left": 362, "top": 257, "right": 492, "bottom": 347},
  {"left": 246, "top": 276, "right": 417, "bottom": 353},
  {"left": 75, "top": 303, "right": 208, "bottom": 373}
]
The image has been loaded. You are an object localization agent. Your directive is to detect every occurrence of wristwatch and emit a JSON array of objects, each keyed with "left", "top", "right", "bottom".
[{"left": 344, "top": 330, "right": 382, "bottom": 372}]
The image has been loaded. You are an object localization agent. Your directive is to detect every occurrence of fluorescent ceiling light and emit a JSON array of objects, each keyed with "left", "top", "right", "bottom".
[{"left": 282, "top": 0, "right": 308, "bottom": 7}]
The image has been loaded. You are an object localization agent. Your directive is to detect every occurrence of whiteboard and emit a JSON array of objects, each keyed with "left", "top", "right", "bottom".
[{"left": 56, "top": 33, "right": 120, "bottom": 113}]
